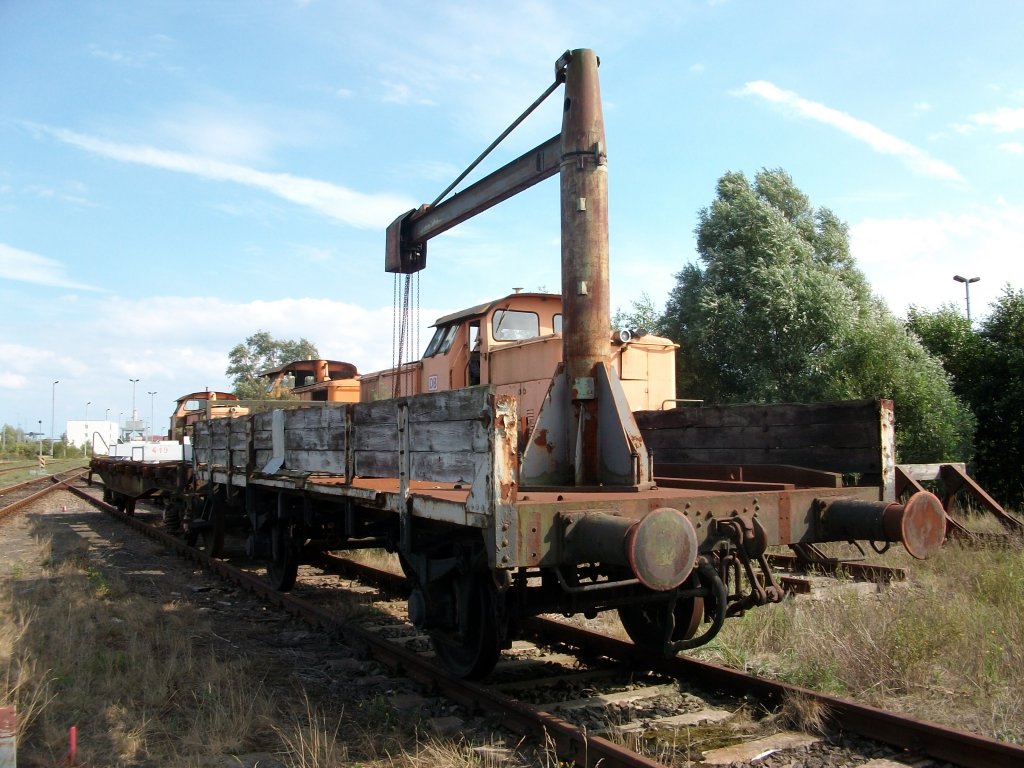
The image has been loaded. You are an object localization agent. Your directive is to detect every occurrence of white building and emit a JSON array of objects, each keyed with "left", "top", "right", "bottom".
[{"left": 65, "top": 420, "right": 120, "bottom": 453}]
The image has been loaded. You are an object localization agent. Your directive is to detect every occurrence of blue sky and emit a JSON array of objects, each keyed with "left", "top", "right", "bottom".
[{"left": 2, "top": 1, "right": 1022, "bottom": 439}]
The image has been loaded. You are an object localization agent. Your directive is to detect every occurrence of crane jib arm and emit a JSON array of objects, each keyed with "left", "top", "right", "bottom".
[{"left": 385, "top": 134, "right": 562, "bottom": 274}]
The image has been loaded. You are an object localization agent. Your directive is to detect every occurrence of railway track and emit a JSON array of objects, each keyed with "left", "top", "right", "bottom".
[
  {"left": 0, "top": 467, "right": 87, "bottom": 521},
  {"left": 7, "top": 477, "right": 1023, "bottom": 768},
  {"left": 0, "top": 462, "right": 37, "bottom": 476}
]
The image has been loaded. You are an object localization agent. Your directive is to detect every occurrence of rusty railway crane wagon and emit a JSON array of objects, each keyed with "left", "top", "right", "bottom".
[{"left": 186, "top": 49, "right": 946, "bottom": 679}]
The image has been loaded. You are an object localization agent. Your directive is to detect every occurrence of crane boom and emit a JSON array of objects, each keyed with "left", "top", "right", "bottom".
[{"left": 385, "top": 49, "right": 652, "bottom": 489}]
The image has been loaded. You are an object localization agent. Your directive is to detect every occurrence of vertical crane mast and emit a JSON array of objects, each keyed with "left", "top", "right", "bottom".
[
  {"left": 559, "top": 49, "right": 612, "bottom": 485},
  {"left": 385, "top": 48, "right": 652, "bottom": 489}
]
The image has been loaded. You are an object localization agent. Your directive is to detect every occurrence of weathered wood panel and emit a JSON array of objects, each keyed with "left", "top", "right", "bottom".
[
  {"left": 252, "top": 411, "right": 274, "bottom": 463},
  {"left": 407, "top": 386, "right": 491, "bottom": 422},
  {"left": 285, "top": 449, "right": 346, "bottom": 474},
  {"left": 283, "top": 407, "right": 346, "bottom": 471},
  {"left": 352, "top": 423, "right": 398, "bottom": 452},
  {"left": 354, "top": 450, "right": 399, "bottom": 478},
  {"left": 283, "top": 407, "right": 346, "bottom": 452},
  {"left": 408, "top": 420, "right": 488, "bottom": 454},
  {"left": 637, "top": 400, "right": 886, "bottom": 429},
  {"left": 636, "top": 400, "right": 887, "bottom": 475},
  {"left": 410, "top": 451, "right": 481, "bottom": 484},
  {"left": 641, "top": 422, "right": 879, "bottom": 452}
]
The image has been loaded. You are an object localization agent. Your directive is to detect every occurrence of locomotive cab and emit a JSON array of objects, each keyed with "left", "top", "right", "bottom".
[
  {"left": 361, "top": 290, "right": 679, "bottom": 440},
  {"left": 260, "top": 359, "right": 361, "bottom": 403}
]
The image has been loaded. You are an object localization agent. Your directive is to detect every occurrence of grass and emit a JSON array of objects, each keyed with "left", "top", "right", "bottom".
[
  {"left": 0, "top": 538, "right": 283, "bottom": 764},
  {"left": 692, "top": 526, "right": 1024, "bottom": 745},
  {"left": 0, "top": 458, "right": 85, "bottom": 487},
  {"left": 0, "top": 516, "right": 557, "bottom": 767},
  {"left": 6, "top": 494, "right": 1022, "bottom": 764}
]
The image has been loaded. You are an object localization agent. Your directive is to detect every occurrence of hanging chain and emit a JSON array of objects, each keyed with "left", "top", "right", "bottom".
[{"left": 391, "top": 273, "right": 398, "bottom": 385}]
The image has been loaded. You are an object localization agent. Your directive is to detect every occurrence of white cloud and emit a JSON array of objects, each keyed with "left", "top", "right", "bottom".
[
  {"left": 378, "top": 80, "right": 436, "bottom": 106},
  {"left": 973, "top": 107, "right": 1024, "bottom": 133},
  {"left": 0, "top": 243, "right": 102, "bottom": 291},
  {"left": 1000, "top": 142, "right": 1024, "bottom": 155},
  {"left": 43, "top": 126, "right": 416, "bottom": 229},
  {"left": 0, "top": 292, "right": 451, "bottom": 430},
  {"left": 736, "top": 81, "right": 964, "bottom": 182},
  {"left": 850, "top": 202, "right": 1024, "bottom": 317},
  {"left": 154, "top": 108, "right": 282, "bottom": 164}
]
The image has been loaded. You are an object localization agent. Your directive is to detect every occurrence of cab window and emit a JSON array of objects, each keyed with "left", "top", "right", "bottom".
[
  {"left": 492, "top": 310, "right": 539, "bottom": 341},
  {"left": 424, "top": 324, "right": 460, "bottom": 357}
]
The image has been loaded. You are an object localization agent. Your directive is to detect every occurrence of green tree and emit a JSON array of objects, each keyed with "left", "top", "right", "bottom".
[
  {"left": 613, "top": 292, "right": 665, "bottom": 336},
  {"left": 663, "top": 168, "right": 973, "bottom": 462},
  {"left": 906, "top": 304, "right": 979, "bottom": 393},
  {"left": 911, "top": 289, "right": 1024, "bottom": 506},
  {"left": 226, "top": 331, "right": 320, "bottom": 399}
]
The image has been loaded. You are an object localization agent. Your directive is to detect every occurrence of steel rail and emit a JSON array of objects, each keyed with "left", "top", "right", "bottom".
[
  {"left": 65, "top": 483, "right": 669, "bottom": 768},
  {"left": 518, "top": 620, "right": 1024, "bottom": 768},
  {"left": 0, "top": 469, "right": 88, "bottom": 522},
  {"left": 315, "top": 553, "right": 1024, "bottom": 768},
  {"left": 66, "top": 484, "right": 1024, "bottom": 768}
]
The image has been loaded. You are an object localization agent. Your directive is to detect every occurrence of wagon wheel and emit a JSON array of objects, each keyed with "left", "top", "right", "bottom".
[
  {"left": 184, "top": 494, "right": 227, "bottom": 558},
  {"left": 618, "top": 573, "right": 705, "bottom": 651},
  {"left": 194, "top": 501, "right": 226, "bottom": 558},
  {"left": 162, "top": 497, "right": 183, "bottom": 534},
  {"left": 430, "top": 573, "right": 501, "bottom": 679},
  {"left": 114, "top": 493, "right": 136, "bottom": 516},
  {"left": 267, "top": 522, "right": 299, "bottom": 592}
]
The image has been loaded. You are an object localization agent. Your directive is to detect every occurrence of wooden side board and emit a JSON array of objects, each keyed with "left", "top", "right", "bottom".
[
  {"left": 636, "top": 399, "right": 895, "bottom": 497},
  {"left": 194, "top": 386, "right": 517, "bottom": 513}
]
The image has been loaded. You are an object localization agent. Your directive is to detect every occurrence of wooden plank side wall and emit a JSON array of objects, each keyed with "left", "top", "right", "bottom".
[
  {"left": 635, "top": 399, "right": 888, "bottom": 476},
  {"left": 253, "top": 411, "right": 274, "bottom": 469},
  {"left": 229, "top": 417, "right": 248, "bottom": 470},
  {"left": 282, "top": 405, "right": 347, "bottom": 474},
  {"left": 407, "top": 387, "right": 491, "bottom": 485},
  {"left": 193, "top": 389, "right": 501, "bottom": 497},
  {"left": 351, "top": 386, "right": 492, "bottom": 485}
]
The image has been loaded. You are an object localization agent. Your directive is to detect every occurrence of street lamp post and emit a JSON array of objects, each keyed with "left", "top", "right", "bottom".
[
  {"left": 148, "top": 391, "right": 157, "bottom": 441},
  {"left": 130, "top": 378, "right": 140, "bottom": 439},
  {"left": 953, "top": 275, "right": 980, "bottom": 322},
  {"left": 50, "top": 380, "right": 59, "bottom": 457}
]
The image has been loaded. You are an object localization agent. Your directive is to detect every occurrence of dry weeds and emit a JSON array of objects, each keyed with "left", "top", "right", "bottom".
[
  {"left": 694, "top": 526, "right": 1024, "bottom": 746},
  {"left": 0, "top": 509, "right": 556, "bottom": 767}
]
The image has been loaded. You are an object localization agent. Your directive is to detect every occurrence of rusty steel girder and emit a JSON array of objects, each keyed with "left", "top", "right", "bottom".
[{"left": 510, "top": 485, "right": 946, "bottom": 572}]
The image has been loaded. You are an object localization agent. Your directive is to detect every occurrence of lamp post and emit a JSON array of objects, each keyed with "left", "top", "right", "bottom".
[
  {"left": 50, "top": 380, "right": 59, "bottom": 457},
  {"left": 129, "top": 378, "right": 140, "bottom": 439},
  {"left": 148, "top": 391, "right": 157, "bottom": 441},
  {"left": 953, "top": 275, "right": 980, "bottom": 322}
]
